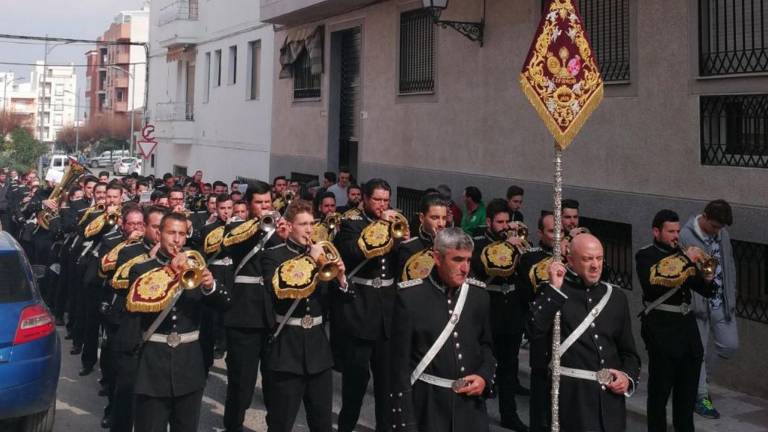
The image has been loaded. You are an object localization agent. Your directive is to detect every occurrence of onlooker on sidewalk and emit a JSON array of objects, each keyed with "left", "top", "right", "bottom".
[
  {"left": 680, "top": 199, "right": 739, "bottom": 420},
  {"left": 436, "top": 184, "right": 462, "bottom": 227},
  {"left": 460, "top": 186, "right": 485, "bottom": 235},
  {"left": 327, "top": 167, "right": 351, "bottom": 207}
]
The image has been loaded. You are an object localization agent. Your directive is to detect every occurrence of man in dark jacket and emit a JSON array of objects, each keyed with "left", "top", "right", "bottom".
[
  {"left": 527, "top": 234, "right": 640, "bottom": 432},
  {"left": 389, "top": 227, "right": 496, "bottom": 432}
]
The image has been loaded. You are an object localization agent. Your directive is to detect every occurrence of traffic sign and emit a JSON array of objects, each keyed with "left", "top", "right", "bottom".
[{"left": 136, "top": 140, "right": 157, "bottom": 159}]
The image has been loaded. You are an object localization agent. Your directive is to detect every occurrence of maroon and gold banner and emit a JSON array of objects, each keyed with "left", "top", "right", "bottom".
[{"left": 519, "top": 0, "right": 604, "bottom": 150}]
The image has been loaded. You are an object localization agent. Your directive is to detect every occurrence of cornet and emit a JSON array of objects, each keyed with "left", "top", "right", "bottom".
[
  {"left": 325, "top": 212, "right": 342, "bottom": 232},
  {"left": 312, "top": 240, "right": 342, "bottom": 282},
  {"left": 683, "top": 246, "right": 718, "bottom": 279},
  {"left": 260, "top": 211, "right": 281, "bottom": 232},
  {"left": 389, "top": 212, "right": 410, "bottom": 239},
  {"left": 173, "top": 248, "right": 208, "bottom": 289}
]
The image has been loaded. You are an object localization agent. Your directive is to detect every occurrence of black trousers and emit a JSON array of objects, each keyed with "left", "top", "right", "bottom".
[
  {"left": 80, "top": 263, "right": 102, "bottom": 369},
  {"left": 223, "top": 327, "right": 269, "bottom": 432},
  {"left": 337, "top": 335, "right": 391, "bottom": 432},
  {"left": 493, "top": 330, "right": 524, "bottom": 421},
  {"left": 265, "top": 368, "right": 332, "bottom": 432},
  {"left": 529, "top": 367, "right": 550, "bottom": 432},
  {"left": 134, "top": 388, "right": 204, "bottom": 432},
  {"left": 54, "top": 247, "right": 71, "bottom": 321},
  {"left": 110, "top": 350, "right": 139, "bottom": 432},
  {"left": 647, "top": 346, "right": 702, "bottom": 432},
  {"left": 100, "top": 322, "right": 118, "bottom": 415}
]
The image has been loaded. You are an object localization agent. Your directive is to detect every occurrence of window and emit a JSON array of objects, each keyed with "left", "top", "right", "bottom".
[
  {"left": 54, "top": 98, "right": 63, "bottom": 111},
  {"left": 396, "top": 187, "right": 426, "bottom": 222},
  {"left": 116, "top": 90, "right": 124, "bottom": 102},
  {"left": 228, "top": 45, "right": 238, "bottom": 85},
  {"left": 293, "top": 50, "right": 321, "bottom": 99},
  {"left": 203, "top": 52, "right": 211, "bottom": 103},
  {"left": 247, "top": 40, "right": 261, "bottom": 100},
  {"left": 699, "top": 0, "right": 768, "bottom": 76},
  {"left": 53, "top": 114, "right": 63, "bottom": 126},
  {"left": 399, "top": 9, "right": 435, "bottom": 94},
  {"left": 700, "top": 94, "right": 768, "bottom": 168},
  {"left": 733, "top": 239, "right": 768, "bottom": 323},
  {"left": 580, "top": 217, "right": 633, "bottom": 290},
  {"left": 214, "top": 49, "right": 222, "bottom": 87},
  {"left": 55, "top": 83, "right": 64, "bottom": 96}
]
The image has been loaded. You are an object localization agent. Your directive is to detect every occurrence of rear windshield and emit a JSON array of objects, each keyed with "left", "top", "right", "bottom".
[{"left": 0, "top": 251, "right": 33, "bottom": 303}]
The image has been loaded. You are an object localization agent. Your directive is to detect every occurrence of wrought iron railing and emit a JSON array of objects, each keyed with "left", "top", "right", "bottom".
[
  {"left": 542, "top": 0, "right": 631, "bottom": 82},
  {"left": 580, "top": 217, "right": 633, "bottom": 290},
  {"left": 293, "top": 51, "right": 321, "bottom": 99},
  {"left": 159, "top": 0, "right": 199, "bottom": 26},
  {"left": 733, "top": 239, "right": 768, "bottom": 324},
  {"left": 155, "top": 102, "right": 195, "bottom": 121},
  {"left": 290, "top": 172, "right": 319, "bottom": 186},
  {"left": 700, "top": 94, "right": 768, "bottom": 168},
  {"left": 399, "top": 9, "right": 435, "bottom": 94},
  {"left": 699, "top": 0, "right": 768, "bottom": 76}
]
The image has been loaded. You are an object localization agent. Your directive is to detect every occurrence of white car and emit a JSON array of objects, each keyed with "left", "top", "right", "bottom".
[{"left": 113, "top": 157, "right": 142, "bottom": 175}]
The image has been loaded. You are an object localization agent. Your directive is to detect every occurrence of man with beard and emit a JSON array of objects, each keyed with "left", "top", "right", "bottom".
[{"left": 397, "top": 194, "right": 448, "bottom": 282}]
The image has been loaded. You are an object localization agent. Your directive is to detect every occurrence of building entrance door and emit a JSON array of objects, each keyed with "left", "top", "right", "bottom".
[{"left": 329, "top": 26, "right": 361, "bottom": 179}]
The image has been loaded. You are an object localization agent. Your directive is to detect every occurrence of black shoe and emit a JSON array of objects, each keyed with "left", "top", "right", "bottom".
[
  {"left": 513, "top": 384, "right": 531, "bottom": 396},
  {"left": 101, "top": 414, "right": 112, "bottom": 429},
  {"left": 64, "top": 332, "right": 73, "bottom": 340},
  {"left": 79, "top": 366, "right": 93, "bottom": 376},
  {"left": 500, "top": 415, "right": 529, "bottom": 432},
  {"left": 70, "top": 346, "right": 82, "bottom": 355}
]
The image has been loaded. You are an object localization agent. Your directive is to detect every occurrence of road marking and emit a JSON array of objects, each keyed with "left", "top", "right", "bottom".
[
  {"left": 56, "top": 400, "right": 91, "bottom": 416},
  {"left": 59, "top": 376, "right": 77, "bottom": 383}
]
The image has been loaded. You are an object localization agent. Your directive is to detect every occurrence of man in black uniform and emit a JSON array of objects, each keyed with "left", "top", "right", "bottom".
[
  {"left": 260, "top": 199, "right": 350, "bottom": 431},
  {"left": 471, "top": 198, "right": 529, "bottom": 431},
  {"left": 516, "top": 211, "right": 557, "bottom": 432},
  {"left": 389, "top": 227, "right": 496, "bottom": 431},
  {"left": 126, "top": 212, "right": 230, "bottom": 432},
  {"left": 635, "top": 210, "right": 715, "bottom": 432},
  {"left": 109, "top": 205, "right": 167, "bottom": 432},
  {"left": 222, "top": 181, "right": 287, "bottom": 432},
  {"left": 396, "top": 194, "right": 447, "bottom": 282},
  {"left": 527, "top": 234, "right": 641, "bottom": 432},
  {"left": 334, "top": 178, "right": 405, "bottom": 431},
  {"left": 506, "top": 185, "right": 525, "bottom": 223}
]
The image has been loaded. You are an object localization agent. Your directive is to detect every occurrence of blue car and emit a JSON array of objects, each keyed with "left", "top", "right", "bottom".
[{"left": 0, "top": 231, "right": 61, "bottom": 431}]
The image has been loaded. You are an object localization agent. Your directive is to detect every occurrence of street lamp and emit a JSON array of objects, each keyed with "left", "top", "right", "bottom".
[
  {"left": 422, "top": 0, "right": 485, "bottom": 46},
  {"left": 107, "top": 65, "right": 137, "bottom": 158}
]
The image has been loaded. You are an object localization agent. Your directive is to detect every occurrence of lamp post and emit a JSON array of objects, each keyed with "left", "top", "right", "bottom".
[
  {"left": 108, "top": 64, "right": 137, "bottom": 158},
  {"left": 422, "top": 0, "right": 485, "bottom": 46}
]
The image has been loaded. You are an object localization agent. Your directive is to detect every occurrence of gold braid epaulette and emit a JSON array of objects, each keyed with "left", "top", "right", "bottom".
[
  {"left": 112, "top": 254, "right": 150, "bottom": 290},
  {"left": 401, "top": 249, "right": 435, "bottom": 282},
  {"left": 272, "top": 255, "right": 319, "bottom": 300},
  {"left": 101, "top": 241, "right": 129, "bottom": 274},
  {"left": 222, "top": 219, "right": 259, "bottom": 247},
  {"left": 78, "top": 206, "right": 99, "bottom": 226},
  {"left": 357, "top": 220, "right": 393, "bottom": 259},
  {"left": 529, "top": 256, "right": 553, "bottom": 292},
  {"left": 204, "top": 225, "right": 225, "bottom": 255},
  {"left": 650, "top": 254, "right": 698, "bottom": 288},
  {"left": 342, "top": 208, "right": 362, "bottom": 220},
  {"left": 84, "top": 213, "right": 107, "bottom": 238}
]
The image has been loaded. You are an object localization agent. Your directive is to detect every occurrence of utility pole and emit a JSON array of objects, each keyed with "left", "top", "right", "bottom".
[{"left": 38, "top": 35, "right": 48, "bottom": 148}]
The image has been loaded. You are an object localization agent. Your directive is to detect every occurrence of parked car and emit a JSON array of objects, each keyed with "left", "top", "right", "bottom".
[
  {"left": 0, "top": 232, "right": 61, "bottom": 432},
  {"left": 88, "top": 150, "right": 130, "bottom": 168},
  {"left": 113, "top": 157, "right": 142, "bottom": 176}
]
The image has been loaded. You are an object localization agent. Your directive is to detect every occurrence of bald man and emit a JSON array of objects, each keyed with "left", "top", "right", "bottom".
[{"left": 526, "top": 234, "right": 641, "bottom": 432}]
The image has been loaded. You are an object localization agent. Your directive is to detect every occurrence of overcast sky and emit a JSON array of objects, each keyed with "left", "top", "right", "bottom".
[{"left": 0, "top": 0, "right": 146, "bottom": 104}]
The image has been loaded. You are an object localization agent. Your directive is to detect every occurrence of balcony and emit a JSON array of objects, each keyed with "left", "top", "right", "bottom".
[
  {"left": 157, "top": 0, "right": 200, "bottom": 48},
  {"left": 154, "top": 102, "right": 195, "bottom": 144},
  {"left": 261, "top": 0, "right": 384, "bottom": 25}
]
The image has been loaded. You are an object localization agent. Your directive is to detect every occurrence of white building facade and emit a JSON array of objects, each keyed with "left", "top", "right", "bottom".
[{"left": 147, "top": 0, "right": 274, "bottom": 181}]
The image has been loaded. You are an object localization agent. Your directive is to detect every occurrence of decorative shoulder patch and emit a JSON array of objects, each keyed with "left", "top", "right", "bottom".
[
  {"left": 398, "top": 279, "right": 423, "bottom": 289},
  {"left": 465, "top": 277, "right": 487, "bottom": 288}
]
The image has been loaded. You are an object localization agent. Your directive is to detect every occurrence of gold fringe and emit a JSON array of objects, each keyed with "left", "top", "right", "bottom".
[
  {"left": 222, "top": 219, "right": 259, "bottom": 247},
  {"left": 111, "top": 254, "right": 149, "bottom": 291},
  {"left": 650, "top": 266, "right": 697, "bottom": 288}
]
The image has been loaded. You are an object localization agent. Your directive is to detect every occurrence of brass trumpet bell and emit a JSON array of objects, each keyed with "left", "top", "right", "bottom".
[
  {"left": 314, "top": 240, "right": 341, "bottom": 282},
  {"left": 325, "top": 212, "right": 342, "bottom": 232},
  {"left": 684, "top": 246, "right": 718, "bottom": 279},
  {"left": 106, "top": 210, "right": 121, "bottom": 226},
  {"left": 390, "top": 212, "right": 410, "bottom": 239},
  {"left": 178, "top": 250, "right": 207, "bottom": 289},
  {"left": 260, "top": 211, "right": 280, "bottom": 232}
]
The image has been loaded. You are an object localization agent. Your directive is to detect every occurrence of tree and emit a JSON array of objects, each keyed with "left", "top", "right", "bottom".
[
  {"left": 0, "top": 127, "right": 48, "bottom": 171},
  {"left": 57, "top": 115, "right": 138, "bottom": 154}
]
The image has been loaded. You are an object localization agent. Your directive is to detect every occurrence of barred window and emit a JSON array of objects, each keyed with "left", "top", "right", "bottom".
[
  {"left": 733, "top": 239, "right": 768, "bottom": 324},
  {"left": 396, "top": 187, "right": 426, "bottom": 222},
  {"left": 700, "top": 94, "right": 768, "bottom": 168},
  {"left": 293, "top": 50, "right": 321, "bottom": 99},
  {"left": 543, "top": 0, "right": 630, "bottom": 82},
  {"left": 699, "top": 0, "right": 768, "bottom": 76},
  {"left": 580, "top": 217, "right": 633, "bottom": 290},
  {"left": 399, "top": 9, "right": 435, "bottom": 94}
]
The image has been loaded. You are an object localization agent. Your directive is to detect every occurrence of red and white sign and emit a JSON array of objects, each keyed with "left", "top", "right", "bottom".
[{"left": 136, "top": 124, "right": 157, "bottom": 159}]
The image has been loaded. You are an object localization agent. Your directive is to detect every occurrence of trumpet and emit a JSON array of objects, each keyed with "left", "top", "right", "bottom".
[
  {"left": 106, "top": 208, "right": 121, "bottom": 226},
  {"left": 389, "top": 212, "right": 410, "bottom": 239},
  {"left": 260, "top": 211, "right": 281, "bottom": 232},
  {"left": 312, "top": 240, "right": 342, "bottom": 282},
  {"left": 325, "top": 212, "right": 342, "bottom": 232},
  {"left": 502, "top": 222, "right": 531, "bottom": 251},
  {"left": 683, "top": 246, "right": 718, "bottom": 279},
  {"left": 175, "top": 249, "right": 208, "bottom": 289}
]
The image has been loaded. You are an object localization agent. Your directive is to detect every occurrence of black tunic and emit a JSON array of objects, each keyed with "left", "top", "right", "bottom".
[
  {"left": 389, "top": 275, "right": 497, "bottom": 432},
  {"left": 126, "top": 253, "right": 231, "bottom": 397},
  {"left": 333, "top": 210, "right": 398, "bottom": 340},
  {"left": 526, "top": 271, "right": 641, "bottom": 432}
]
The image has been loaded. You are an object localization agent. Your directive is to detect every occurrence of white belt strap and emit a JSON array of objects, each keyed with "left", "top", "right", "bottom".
[
  {"left": 210, "top": 257, "right": 233, "bottom": 266},
  {"left": 410, "top": 282, "right": 469, "bottom": 385},
  {"left": 418, "top": 373, "right": 454, "bottom": 388},
  {"left": 234, "top": 275, "right": 263, "bottom": 284},
  {"left": 558, "top": 283, "right": 613, "bottom": 357},
  {"left": 148, "top": 330, "right": 199, "bottom": 347},
  {"left": 643, "top": 285, "right": 682, "bottom": 315},
  {"left": 350, "top": 276, "right": 394, "bottom": 288},
  {"left": 655, "top": 302, "right": 691, "bottom": 315},
  {"left": 274, "top": 314, "right": 323, "bottom": 328},
  {"left": 486, "top": 283, "right": 515, "bottom": 294}
]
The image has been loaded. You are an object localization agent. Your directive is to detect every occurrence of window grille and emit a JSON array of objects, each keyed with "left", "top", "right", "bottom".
[
  {"left": 396, "top": 187, "right": 426, "bottom": 222},
  {"left": 399, "top": 9, "right": 435, "bottom": 94},
  {"left": 699, "top": 0, "right": 768, "bottom": 76},
  {"left": 700, "top": 94, "right": 768, "bottom": 168},
  {"left": 293, "top": 50, "right": 321, "bottom": 99},
  {"left": 581, "top": 217, "right": 633, "bottom": 290},
  {"left": 732, "top": 239, "right": 768, "bottom": 324}
]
